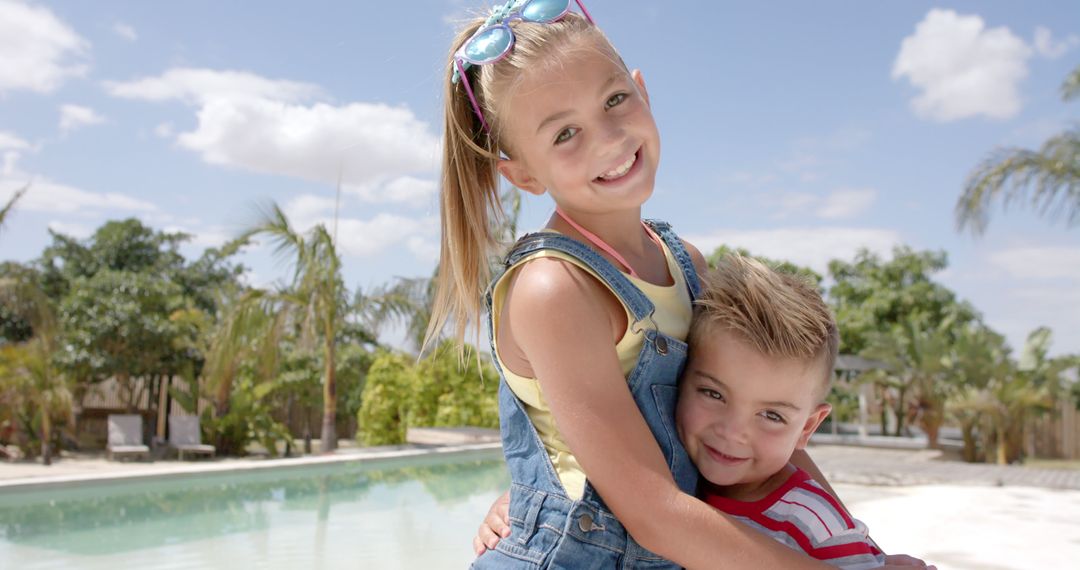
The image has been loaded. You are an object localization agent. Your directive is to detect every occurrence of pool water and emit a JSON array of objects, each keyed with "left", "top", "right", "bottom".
[{"left": 0, "top": 449, "right": 508, "bottom": 569}]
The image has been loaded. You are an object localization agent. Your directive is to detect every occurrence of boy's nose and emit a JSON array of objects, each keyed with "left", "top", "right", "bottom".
[{"left": 712, "top": 415, "right": 748, "bottom": 443}]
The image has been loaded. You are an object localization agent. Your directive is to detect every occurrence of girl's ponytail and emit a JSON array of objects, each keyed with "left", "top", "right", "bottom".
[{"left": 423, "top": 20, "right": 506, "bottom": 354}]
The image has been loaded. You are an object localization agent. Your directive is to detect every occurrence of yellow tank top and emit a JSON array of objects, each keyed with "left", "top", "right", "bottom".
[{"left": 490, "top": 231, "right": 693, "bottom": 499}]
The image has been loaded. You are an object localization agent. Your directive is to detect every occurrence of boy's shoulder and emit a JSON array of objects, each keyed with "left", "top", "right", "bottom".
[{"left": 703, "top": 468, "right": 859, "bottom": 540}]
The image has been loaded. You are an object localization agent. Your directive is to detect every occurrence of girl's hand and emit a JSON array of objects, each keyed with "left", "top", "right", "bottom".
[
  {"left": 883, "top": 554, "right": 935, "bottom": 568},
  {"left": 472, "top": 490, "right": 511, "bottom": 555}
]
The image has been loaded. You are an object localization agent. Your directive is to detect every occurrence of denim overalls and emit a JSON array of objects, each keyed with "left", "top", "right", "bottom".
[{"left": 473, "top": 220, "right": 701, "bottom": 569}]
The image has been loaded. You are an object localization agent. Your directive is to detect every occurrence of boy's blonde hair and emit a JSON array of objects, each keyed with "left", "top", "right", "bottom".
[
  {"left": 425, "top": 13, "right": 616, "bottom": 352},
  {"left": 690, "top": 254, "right": 839, "bottom": 396}
]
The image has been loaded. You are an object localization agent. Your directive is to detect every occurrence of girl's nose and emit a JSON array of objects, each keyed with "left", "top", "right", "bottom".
[{"left": 595, "top": 116, "right": 627, "bottom": 153}]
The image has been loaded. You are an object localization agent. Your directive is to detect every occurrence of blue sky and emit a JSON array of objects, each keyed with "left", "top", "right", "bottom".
[{"left": 0, "top": 0, "right": 1078, "bottom": 356}]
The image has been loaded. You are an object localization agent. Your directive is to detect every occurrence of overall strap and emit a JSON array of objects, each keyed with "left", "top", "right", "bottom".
[
  {"left": 643, "top": 219, "right": 702, "bottom": 300},
  {"left": 501, "top": 232, "right": 656, "bottom": 324}
]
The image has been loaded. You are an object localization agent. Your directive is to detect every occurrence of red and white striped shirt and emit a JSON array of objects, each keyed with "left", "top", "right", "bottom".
[{"left": 702, "top": 468, "right": 885, "bottom": 569}]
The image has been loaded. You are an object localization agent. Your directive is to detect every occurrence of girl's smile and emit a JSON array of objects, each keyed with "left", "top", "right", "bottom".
[{"left": 593, "top": 147, "right": 641, "bottom": 184}]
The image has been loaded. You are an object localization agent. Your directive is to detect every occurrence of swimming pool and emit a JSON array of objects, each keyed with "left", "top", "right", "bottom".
[{"left": 0, "top": 448, "right": 508, "bottom": 569}]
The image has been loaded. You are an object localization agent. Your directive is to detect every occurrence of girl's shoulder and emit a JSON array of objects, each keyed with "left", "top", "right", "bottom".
[
  {"left": 679, "top": 238, "right": 708, "bottom": 274},
  {"left": 506, "top": 253, "right": 616, "bottom": 308}
]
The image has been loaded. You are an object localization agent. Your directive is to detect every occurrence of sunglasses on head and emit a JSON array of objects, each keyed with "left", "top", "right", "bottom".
[{"left": 452, "top": 0, "right": 595, "bottom": 134}]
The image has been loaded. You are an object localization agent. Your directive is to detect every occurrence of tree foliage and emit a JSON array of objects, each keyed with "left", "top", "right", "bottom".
[
  {"left": 356, "top": 342, "right": 499, "bottom": 446},
  {"left": 827, "top": 246, "right": 978, "bottom": 354}
]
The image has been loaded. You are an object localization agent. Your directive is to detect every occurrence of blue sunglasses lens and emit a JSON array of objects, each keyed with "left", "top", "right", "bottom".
[
  {"left": 521, "top": 0, "right": 570, "bottom": 23},
  {"left": 463, "top": 25, "right": 514, "bottom": 63}
]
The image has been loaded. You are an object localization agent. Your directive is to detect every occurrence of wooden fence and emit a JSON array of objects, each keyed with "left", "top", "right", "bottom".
[{"left": 1028, "top": 400, "right": 1080, "bottom": 460}]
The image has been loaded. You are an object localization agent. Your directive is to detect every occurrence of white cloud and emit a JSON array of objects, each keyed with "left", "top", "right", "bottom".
[
  {"left": 153, "top": 122, "right": 174, "bottom": 138},
  {"left": 105, "top": 68, "right": 441, "bottom": 189},
  {"left": 176, "top": 98, "right": 439, "bottom": 188},
  {"left": 406, "top": 236, "right": 440, "bottom": 262},
  {"left": 348, "top": 175, "right": 438, "bottom": 208},
  {"left": 59, "top": 104, "right": 105, "bottom": 133},
  {"left": 334, "top": 213, "right": 437, "bottom": 258},
  {"left": 283, "top": 193, "right": 338, "bottom": 229},
  {"left": 764, "top": 188, "right": 877, "bottom": 221},
  {"left": 683, "top": 227, "right": 901, "bottom": 274},
  {"left": 816, "top": 188, "right": 877, "bottom": 220},
  {"left": 46, "top": 220, "right": 93, "bottom": 239},
  {"left": 164, "top": 225, "right": 233, "bottom": 249},
  {"left": 893, "top": 9, "right": 1031, "bottom": 122},
  {"left": 280, "top": 194, "right": 437, "bottom": 260},
  {"left": 104, "top": 68, "right": 321, "bottom": 105},
  {"left": 2, "top": 152, "right": 19, "bottom": 176},
  {"left": 766, "top": 192, "right": 818, "bottom": 220},
  {"left": 0, "top": 131, "right": 30, "bottom": 151},
  {"left": 989, "top": 246, "right": 1080, "bottom": 281},
  {"left": 0, "top": 178, "right": 158, "bottom": 215},
  {"left": 112, "top": 22, "right": 137, "bottom": 42},
  {"left": 1033, "top": 27, "right": 1079, "bottom": 59},
  {"left": 0, "top": 0, "right": 89, "bottom": 94}
]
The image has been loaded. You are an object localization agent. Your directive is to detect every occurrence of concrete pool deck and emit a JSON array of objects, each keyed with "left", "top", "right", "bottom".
[{"left": 3, "top": 437, "right": 1078, "bottom": 492}]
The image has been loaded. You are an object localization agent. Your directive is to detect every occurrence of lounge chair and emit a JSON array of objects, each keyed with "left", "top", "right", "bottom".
[
  {"left": 168, "top": 415, "right": 215, "bottom": 460},
  {"left": 106, "top": 414, "right": 150, "bottom": 460}
]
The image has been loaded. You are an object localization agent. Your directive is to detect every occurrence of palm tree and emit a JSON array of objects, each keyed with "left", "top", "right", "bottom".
[
  {"left": 946, "top": 327, "right": 1059, "bottom": 464},
  {"left": 0, "top": 264, "right": 72, "bottom": 465},
  {"left": 861, "top": 314, "right": 953, "bottom": 446},
  {"left": 202, "top": 289, "right": 286, "bottom": 418},
  {"left": 242, "top": 204, "right": 346, "bottom": 452},
  {"left": 357, "top": 274, "right": 435, "bottom": 353},
  {"left": 0, "top": 185, "right": 28, "bottom": 236},
  {"left": 956, "top": 65, "right": 1080, "bottom": 233}
]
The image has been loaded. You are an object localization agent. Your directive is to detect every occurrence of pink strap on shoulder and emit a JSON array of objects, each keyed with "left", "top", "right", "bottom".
[{"left": 554, "top": 207, "right": 663, "bottom": 279}]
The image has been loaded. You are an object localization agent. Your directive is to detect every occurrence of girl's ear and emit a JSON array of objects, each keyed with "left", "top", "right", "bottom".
[
  {"left": 497, "top": 158, "right": 545, "bottom": 196},
  {"left": 795, "top": 403, "right": 832, "bottom": 450},
  {"left": 631, "top": 69, "right": 650, "bottom": 106}
]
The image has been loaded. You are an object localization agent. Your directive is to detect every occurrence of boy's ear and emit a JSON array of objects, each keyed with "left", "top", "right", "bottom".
[
  {"left": 795, "top": 403, "right": 831, "bottom": 450},
  {"left": 631, "top": 69, "right": 650, "bottom": 106},
  {"left": 497, "top": 158, "right": 545, "bottom": 196}
]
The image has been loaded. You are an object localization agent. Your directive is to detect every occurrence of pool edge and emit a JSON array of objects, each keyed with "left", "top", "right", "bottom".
[{"left": 0, "top": 442, "right": 504, "bottom": 494}]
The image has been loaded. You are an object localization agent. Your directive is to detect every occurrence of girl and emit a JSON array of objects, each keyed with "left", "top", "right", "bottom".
[{"left": 428, "top": 1, "right": 925, "bottom": 568}]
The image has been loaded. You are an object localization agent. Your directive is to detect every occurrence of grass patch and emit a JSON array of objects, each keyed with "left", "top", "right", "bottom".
[{"left": 1023, "top": 458, "right": 1080, "bottom": 471}]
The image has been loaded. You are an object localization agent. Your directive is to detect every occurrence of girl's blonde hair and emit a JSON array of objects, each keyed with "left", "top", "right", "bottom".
[{"left": 423, "top": 12, "right": 614, "bottom": 352}]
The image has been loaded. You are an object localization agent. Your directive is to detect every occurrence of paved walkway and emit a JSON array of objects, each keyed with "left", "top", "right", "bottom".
[
  {"left": 2, "top": 440, "right": 1078, "bottom": 491},
  {"left": 808, "top": 443, "right": 1080, "bottom": 490}
]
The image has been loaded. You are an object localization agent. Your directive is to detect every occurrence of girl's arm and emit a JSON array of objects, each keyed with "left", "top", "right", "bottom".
[{"left": 506, "top": 257, "right": 834, "bottom": 569}]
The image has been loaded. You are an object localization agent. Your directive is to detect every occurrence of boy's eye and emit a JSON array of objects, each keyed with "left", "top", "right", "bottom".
[
  {"left": 605, "top": 92, "right": 627, "bottom": 109},
  {"left": 700, "top": 388, "right": 724, "bottom": 401},
  {"left": 554, "top": 127, "right": 579, "bottom": 144},
  {"left": 761, "top": 410, "right": 787, "bottom": 424}
]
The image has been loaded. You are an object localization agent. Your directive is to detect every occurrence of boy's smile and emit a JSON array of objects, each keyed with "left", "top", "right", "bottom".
[{"left": 675, "top": 329, "right": 832, "bottom": 501}]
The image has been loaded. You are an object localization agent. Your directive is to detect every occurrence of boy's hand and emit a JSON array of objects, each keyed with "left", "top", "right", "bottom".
[
  {"left": 472, "top": 490, "right": 511, "bottom": 556},
  {"left": 884, "top": 554, "right": 935, "bottom": 568}
]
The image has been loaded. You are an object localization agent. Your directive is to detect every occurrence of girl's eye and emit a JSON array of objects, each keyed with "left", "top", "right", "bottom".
[
  {"left": 605, "top": 92, "right": 627, "bottom": 110},
  {"left": 761, "top": 410, "right": 787, "bottom": 424},
  {"left": 554, "top": 127, "right": 579, "bottom": 144}
]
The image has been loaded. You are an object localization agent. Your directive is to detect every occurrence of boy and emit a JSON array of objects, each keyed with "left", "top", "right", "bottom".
[
  {"left": 475, "top": 254, "right": 923, "bottom": 568},
  {"left": 676, "top": 254, "right": 885, "bottom": 569}
]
